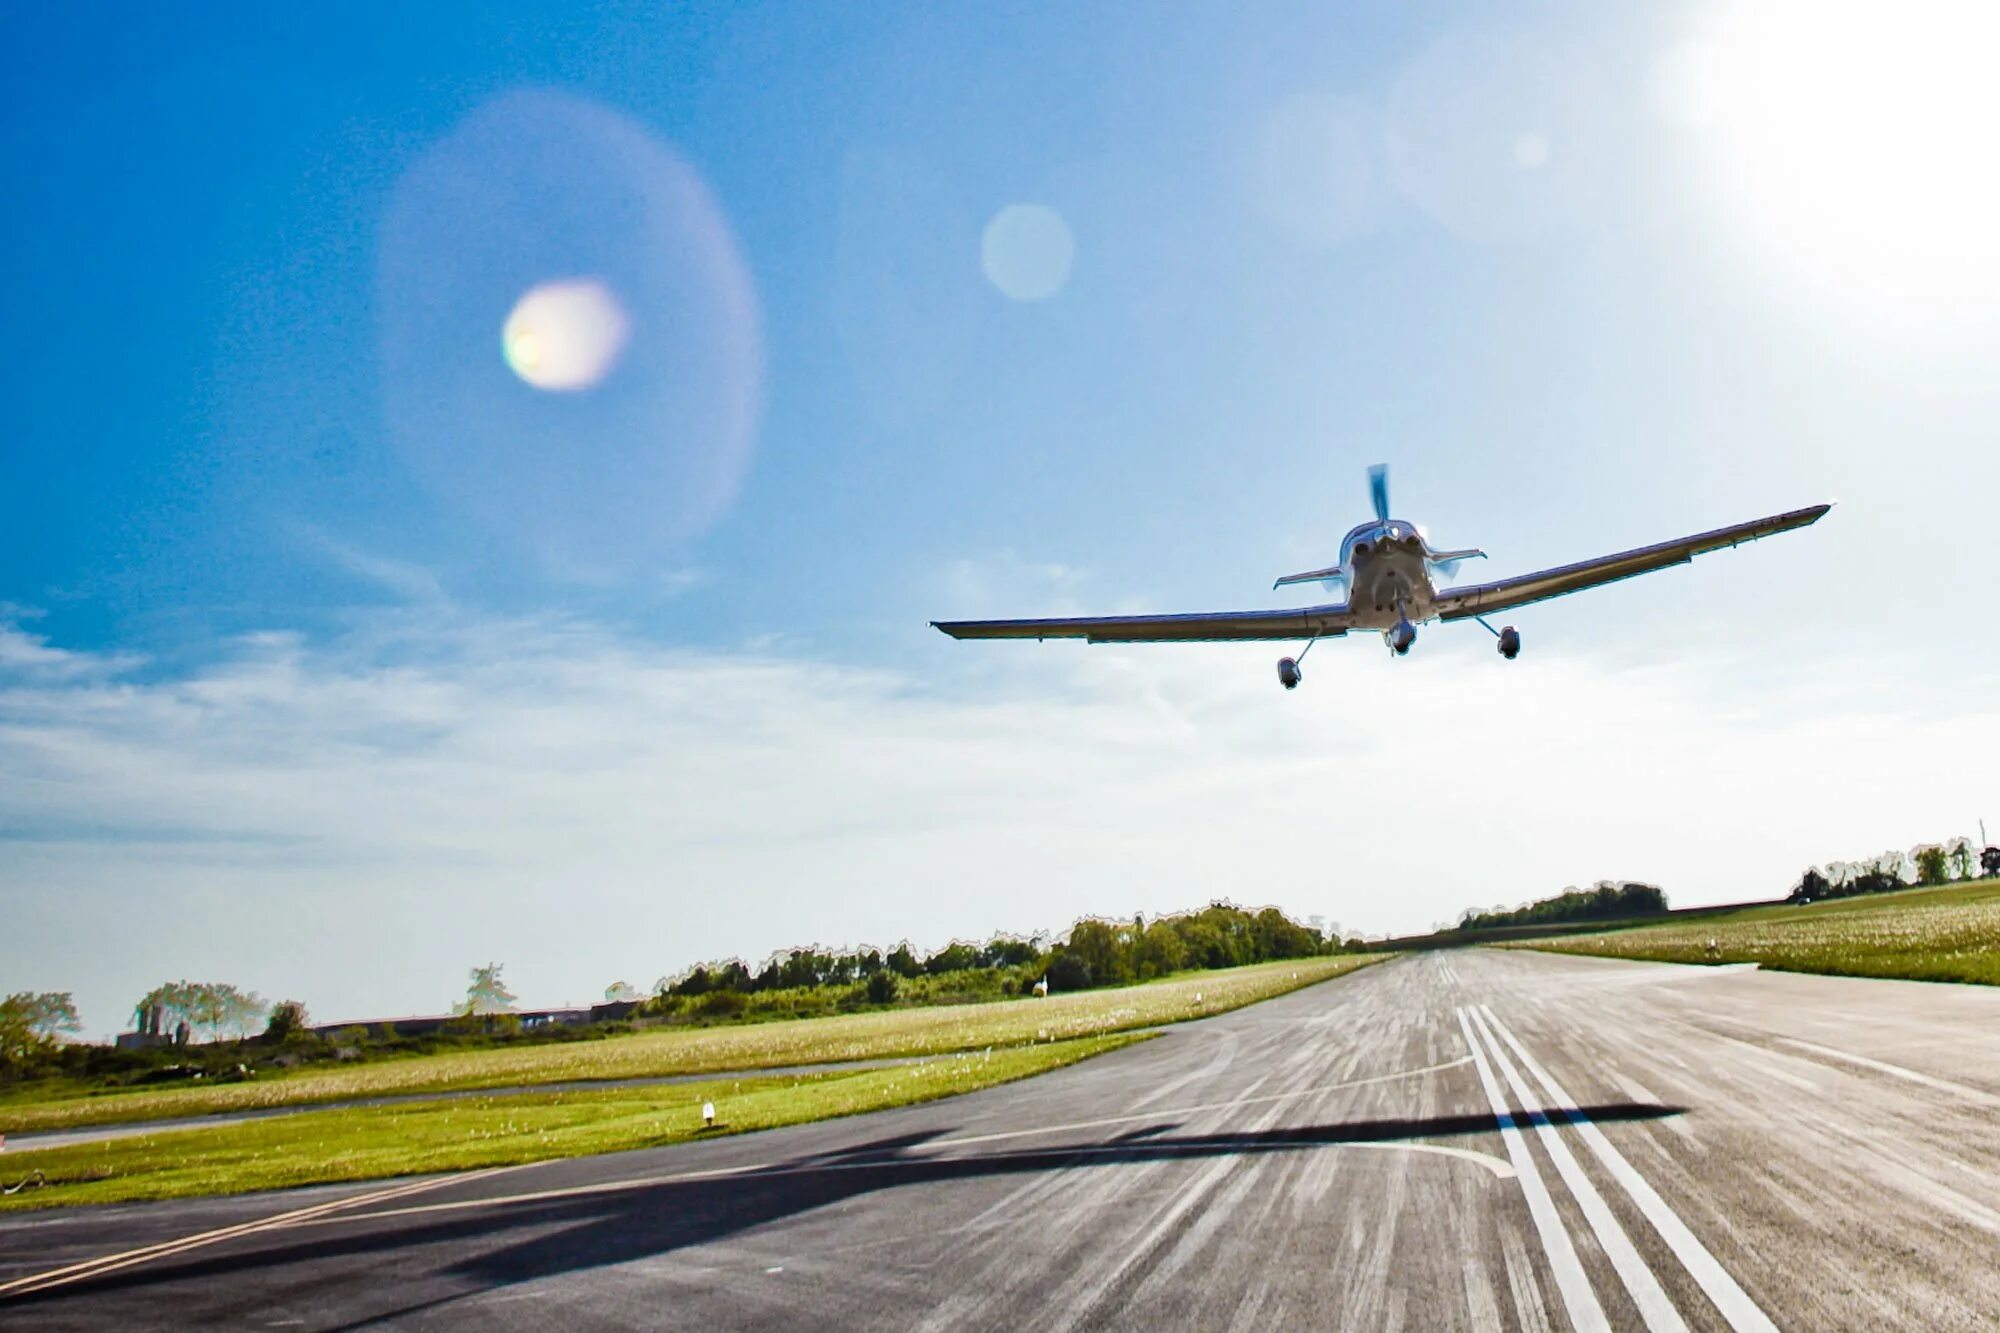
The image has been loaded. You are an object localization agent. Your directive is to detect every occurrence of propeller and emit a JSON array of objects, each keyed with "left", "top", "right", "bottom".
[{"left": 1368, "top": 463, "right": 1390, "bottom": 522}]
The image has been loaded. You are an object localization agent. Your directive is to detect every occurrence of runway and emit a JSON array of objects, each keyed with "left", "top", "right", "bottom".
[{"left": 6, "top": 948, "right": 2000, "bottom": 1330}]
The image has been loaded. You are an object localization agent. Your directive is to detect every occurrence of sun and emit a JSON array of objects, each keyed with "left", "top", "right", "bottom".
[{"left": 1675, "top": 0, "right": 2000, "bottom": 329}]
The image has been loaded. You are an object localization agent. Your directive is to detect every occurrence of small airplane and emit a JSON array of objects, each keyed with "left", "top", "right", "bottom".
[{"left": 932, "top": 465, "right": 1830, "bottom": 690}]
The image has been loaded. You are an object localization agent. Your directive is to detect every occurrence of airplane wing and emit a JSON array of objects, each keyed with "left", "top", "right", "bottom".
[
  {"left": 1433, "top": 503, "right": 1831, "bottom": 623},
  {"left": 932, "top": 603, "right": 1356, "bottom": 643}
]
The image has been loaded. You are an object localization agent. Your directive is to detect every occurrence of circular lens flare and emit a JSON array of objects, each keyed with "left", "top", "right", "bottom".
[
  {"left": 981, "top": 204, "right": 1075, "bottom": 302},
  {"left": 502, "top": 278, "right": 631, "bottom": 391},
  {"left": 377, "top": 89, "right": 763, "bottom": 571}
]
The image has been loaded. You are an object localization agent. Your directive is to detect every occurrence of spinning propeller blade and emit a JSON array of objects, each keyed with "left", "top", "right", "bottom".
[{"left": 1368, "top": 464, "right": 1390, "bottom": 521}]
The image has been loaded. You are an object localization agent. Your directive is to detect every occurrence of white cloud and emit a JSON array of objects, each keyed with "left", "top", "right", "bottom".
[{"left": 3, "top": 609, "right": 1995, "bottom": 1036}]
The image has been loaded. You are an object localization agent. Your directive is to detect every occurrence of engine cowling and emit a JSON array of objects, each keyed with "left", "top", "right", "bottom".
[{"left": 1277, "top": 656, "right": 1303, "bottom": 690}]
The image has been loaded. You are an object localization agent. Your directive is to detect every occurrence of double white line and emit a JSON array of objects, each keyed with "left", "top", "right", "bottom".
[{"left": 1456, "top": 1004, "right": 1776, "bottom": 1333}]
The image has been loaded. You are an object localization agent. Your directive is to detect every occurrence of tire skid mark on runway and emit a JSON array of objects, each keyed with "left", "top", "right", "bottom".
[
  {"left": 1052, "top": 1070, "right": 1299, "bottom": 1330},
  {"left": 1124, "top": 1020, "right": 1240, "bottom": 1112},
  {"left": 1464, "top": 1006, "right": 1687, "bottom": 1333},
  {"left": 1455, "top": 1007, "right": 1610, "bottom": 1333},
  {"left": 921, "top": 1053, "right": 1474, "bottom": 1155},
  {"left": 1478, "top": 1005, "right": 1779, "bottom": 1333},
  {"left": 1497, "top": 1222, "right": 1555, "bottom": 1333},
  {"left": 0, "top": 1166, "right": 518, "bottom": 1300}
]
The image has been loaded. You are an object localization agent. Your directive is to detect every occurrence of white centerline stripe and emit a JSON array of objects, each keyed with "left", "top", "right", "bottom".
[
  {"left": 1455, "top": 1007, "right": 1609, "bottom": 1333},
  {"left": 1479, "top": 1005, "right": 1778, "bottom": 1333},
  {"left": 1466, "top": 1006, "right": 1687, "bottom": 1333}
]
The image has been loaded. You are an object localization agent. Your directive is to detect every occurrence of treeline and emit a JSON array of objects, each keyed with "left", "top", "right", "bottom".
[
  {"left": 0, "top": 902, "right": 1351, "bottom": 1086},
  {"left": 1789, "top": 836, "right": 2000, "bottom": 903},
  {"left": 1458, "top": 882, "right": 1669, "bottom": 932},
  {"left": 647, "top": 903, "right": 1347, "bottom": 1022}
]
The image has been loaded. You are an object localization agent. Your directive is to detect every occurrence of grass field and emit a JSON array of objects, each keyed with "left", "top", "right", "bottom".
[
  {"left": 1512, "top": 878, "right": 2000, "bottom": 984},
  {"left": 1, "top": 956, "right": 1382, "bottom": 1136},
  {"left": 0, "top": 1035, "right": 1138, "bottom": 1213}
]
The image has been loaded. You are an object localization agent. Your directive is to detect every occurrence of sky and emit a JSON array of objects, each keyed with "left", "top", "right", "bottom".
[{"left": 6, "top": 1, "right": 2000, "bottom": 1037}]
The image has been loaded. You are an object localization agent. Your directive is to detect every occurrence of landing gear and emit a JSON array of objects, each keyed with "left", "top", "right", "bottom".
[
  {"left": 1387, "top": 619, "right": 1417, "bottom": 656},
  {"left": 1497, "top": 625, "right": 1520, "bottom": 660},
  {"left": 1277, "top": 656, "right": 1303, "bottom": 690}
]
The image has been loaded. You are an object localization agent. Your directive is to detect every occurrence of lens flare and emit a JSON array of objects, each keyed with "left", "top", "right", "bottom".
[
  {"left": 377, "top": 89, "right": 762, "bottom": 571},
  {"left": 981, "top": 204, "right": 1075, "bottom": 302},
  {"left": 501, "top": 279, "right": 631, "bottom": 391}
]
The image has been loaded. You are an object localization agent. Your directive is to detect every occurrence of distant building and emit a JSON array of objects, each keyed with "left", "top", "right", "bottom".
[{"left": 306, "top": 1004, "right": 626, "bottom": 1040}]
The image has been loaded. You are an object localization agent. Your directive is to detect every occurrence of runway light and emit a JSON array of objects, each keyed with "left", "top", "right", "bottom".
[{"left": 702, "top": 1101, "right": 716, "bottom": 1127}]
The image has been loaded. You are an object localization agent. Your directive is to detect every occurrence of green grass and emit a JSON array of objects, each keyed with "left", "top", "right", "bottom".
[
  {"left": 0, "top": 1035, "right": 1142, "bottom": 1213},
  {"left": 1511, "top": 878, "right": 2000, "bottom": 984},
  {"left": 1, "top": 956, "right": 1384, "bottom": 1136}
]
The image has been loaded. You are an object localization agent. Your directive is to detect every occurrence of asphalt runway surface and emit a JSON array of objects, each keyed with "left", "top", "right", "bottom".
[{"left": 6, "top": 948, "right": 2000, "bottom": 1330}]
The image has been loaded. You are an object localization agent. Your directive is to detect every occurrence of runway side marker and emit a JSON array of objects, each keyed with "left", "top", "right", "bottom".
[
  {"left": 1455, "top": 1007, "right": 1609, "bottom": 1333},
  {"left": 1479, "top": 1005, "right": 1778, "bottom": 1333}
]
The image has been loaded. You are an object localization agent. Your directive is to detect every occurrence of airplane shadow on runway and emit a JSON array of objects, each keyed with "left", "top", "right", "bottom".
[{"left": 15, "top": 1102, "right": 1683, "bottom": 1324}]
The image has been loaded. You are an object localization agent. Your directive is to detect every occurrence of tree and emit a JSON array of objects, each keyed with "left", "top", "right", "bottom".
[
  {"left": 1044, "top": 954, "right": 1092, "bottom": 993},
  {"left": 262, "top": 999, "right": 313, "bottom": 1043},
  {"left": 1913, "top": 844, "right": 1949, "bottom": 887},
  {"left": 1065, "top": 920, "right": 1129, "bottom": 987},
  {"left": 0, "top": 992, "right": 82, "bottom": 1074},
  {"left": 603, "top": 981, "right": 642, "bottom": 1004},
  {"left": 1790, "top": 868, "right": 1829, "bottom": 904},
  {"left": 885, "top": 944, "right": 922, "bottom": 979},
  {"left": 1945, "top": 837, "right": 1976, "bottom": 882},
  {"left": 136, "top": 982, "right": 263, "bottom": 1044},
  {"left": 1986, "top": 846, "right": 2000, "bottom": 879},
  {"left": 865, "top": 970, "right": 900, "bottom": 1004},
  {"left": 190, "top": 984, "right": 266, "bottom": 1042},
  {"left": 925, "top": 942, "right": 980, "bottom": 975},
  {"left": 1132, "top": 921, "right": 1189, "bottom": 980},
  {"left": 463, "top": 963, "right": 518, "bottom": 1016}
]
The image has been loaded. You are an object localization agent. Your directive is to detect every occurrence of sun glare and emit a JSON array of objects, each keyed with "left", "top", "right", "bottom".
[
  {"left": 502, "top": 278, "right": 632, "bottom": 391},
  {"left": 1681, "top": 0, "right": 2000, "bottom": 328}
]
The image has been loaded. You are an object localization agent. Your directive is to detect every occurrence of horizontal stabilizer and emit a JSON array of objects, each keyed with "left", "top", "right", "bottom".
[{"left": 1273, "top": 564, "right": 1346, "bottom": 590}]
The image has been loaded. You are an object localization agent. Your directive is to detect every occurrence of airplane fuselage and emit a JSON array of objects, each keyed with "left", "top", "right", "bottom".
[{"left": 1336, "top": 520, "right": 1440, "bottom": 631}]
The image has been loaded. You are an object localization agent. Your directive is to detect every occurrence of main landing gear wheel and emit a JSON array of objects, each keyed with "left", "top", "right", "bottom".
[
  {"left": 1498, "top": 626, "right": 1520, "bottom": 660},
  {"left": 1388, "top": 619, "right": 1417, "bottom": 656},
  {"left": 1276, "top": 656, "right": 1303, "bottom": 690}
]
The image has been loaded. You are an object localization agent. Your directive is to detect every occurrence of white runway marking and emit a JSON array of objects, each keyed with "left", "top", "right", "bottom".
[
  {"left": 1465, "top": 1006, "right": 1687, "bottom": 1333},
  {"left": 1480, "top": 1006, "right": 1777, "bottom": 1333},
  {"left": 1455, "top": 1007, "right": 1609, "bottom": 1333},
  {"left": 1776, "top": 1037, "right": 2000, "bottom": 1107},
  {"left": 0, "top": 1167, "right": 518, "bottom": 1299}
]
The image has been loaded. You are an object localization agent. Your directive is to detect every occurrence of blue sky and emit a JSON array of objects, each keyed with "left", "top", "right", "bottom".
[{"left": 6, "top": 2, "right": 2000, "bottom": 1034}]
